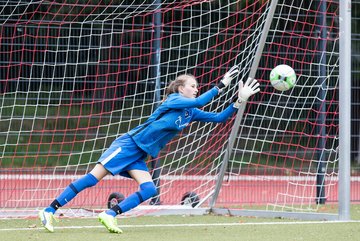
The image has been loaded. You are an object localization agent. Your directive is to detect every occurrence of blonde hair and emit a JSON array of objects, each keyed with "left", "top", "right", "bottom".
[{"left": 164, "top": 74, "right": 196, "bottom": 99}]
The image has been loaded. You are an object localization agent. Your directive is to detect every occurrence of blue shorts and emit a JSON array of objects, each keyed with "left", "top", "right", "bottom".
[{"left": 98, "top": 134, "right": 148, "bottom": 178}]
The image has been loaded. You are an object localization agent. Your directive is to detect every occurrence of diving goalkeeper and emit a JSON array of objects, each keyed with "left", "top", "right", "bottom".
[{"left": 39, "top": 66, "right": 260, "bottom": 233}]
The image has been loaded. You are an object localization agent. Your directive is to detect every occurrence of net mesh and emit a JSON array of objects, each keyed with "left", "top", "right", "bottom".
[{"left": 0, "top": 0, "right": 341, "bottom": 217}]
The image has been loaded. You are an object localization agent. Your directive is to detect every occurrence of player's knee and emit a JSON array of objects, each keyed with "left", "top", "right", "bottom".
[{"left": 139, "top": 181, "right": 157, "bottom": 200}]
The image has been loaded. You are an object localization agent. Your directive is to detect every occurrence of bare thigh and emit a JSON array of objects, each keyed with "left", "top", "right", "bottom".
[
  {"left": 89, "top": 163, "right": 110, "bottom": 180},
  {"left": 128, "top": 169, "right": 153, "bottom": 185}
]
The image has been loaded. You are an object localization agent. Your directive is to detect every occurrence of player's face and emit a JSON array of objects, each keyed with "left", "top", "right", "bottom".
[{"left": 179, "top": 77, "right": 198, "bottom": 98}]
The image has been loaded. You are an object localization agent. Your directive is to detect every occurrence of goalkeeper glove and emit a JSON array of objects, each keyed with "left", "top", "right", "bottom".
[
  {"left": 217, "top": 65, "right": 239, "bottom": 92},
  {"left": 234, "top": 78, "right": 260, "bottom": 108}
]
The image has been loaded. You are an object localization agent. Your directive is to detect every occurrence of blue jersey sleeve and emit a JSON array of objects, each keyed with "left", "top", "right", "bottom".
[
  {"left": 166, "top": 87, "right": 219, "bottom": 109},
  {"left": 191, "top": 104, "right": 237, "bottom": 123}
]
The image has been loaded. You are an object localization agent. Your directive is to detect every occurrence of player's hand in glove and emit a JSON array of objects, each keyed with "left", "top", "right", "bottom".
[
  {"left": 234, "top": 78, "right": 260, "bottom": 108},
  {"left": 217, "top": 65, "right": 239, "bottom": 92}
]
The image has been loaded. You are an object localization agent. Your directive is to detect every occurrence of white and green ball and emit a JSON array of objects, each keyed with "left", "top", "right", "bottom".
[{"left": 269, "top": 64, "right": 296, "bottom": 91}]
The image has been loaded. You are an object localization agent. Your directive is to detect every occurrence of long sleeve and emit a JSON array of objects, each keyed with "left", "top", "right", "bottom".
[
  {"left": 191, "top": 104, "right": 237, "bottom": 123},
  {"left": 127, "top": 86, "right": 227, "bottom": 158},
  {"left": 165, "top": 87, "right": 219, "bottom": 109}
]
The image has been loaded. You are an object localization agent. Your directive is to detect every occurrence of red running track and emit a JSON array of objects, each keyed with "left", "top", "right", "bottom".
[{"left": 1, "top": 175, "right": 359, "bottom": 210}]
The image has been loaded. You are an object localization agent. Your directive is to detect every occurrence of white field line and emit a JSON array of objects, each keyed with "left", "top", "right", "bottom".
[
  {"left": 1, "top": 220, "right": 360, "bottom": 232},
  {"left": 1, "top": 174, "right": 359, "bottom": 181}
]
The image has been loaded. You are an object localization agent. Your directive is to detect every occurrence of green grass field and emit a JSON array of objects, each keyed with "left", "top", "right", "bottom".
[{"left": 1, "top": 205, "right": 360, "bottom": 241}]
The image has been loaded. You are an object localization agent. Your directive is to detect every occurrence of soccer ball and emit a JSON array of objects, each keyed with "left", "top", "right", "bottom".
[{"left": 269, "top": 64, "right": 296, "bottom": 91}]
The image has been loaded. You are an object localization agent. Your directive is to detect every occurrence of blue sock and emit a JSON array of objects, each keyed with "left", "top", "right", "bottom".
[
  {"left": 45, "top": 173, "right": 99, "bottom": 214},
  {"left": 106, "top": 181, "right": 157, "bottom": 217}
]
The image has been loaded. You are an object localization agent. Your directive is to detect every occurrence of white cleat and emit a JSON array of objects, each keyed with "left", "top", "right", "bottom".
[
  {"left": 98, "top": 211, "right": 123, "bottom": 234},
  {"left": 38, "top": 210, "right": 57, "bottom": 232}
]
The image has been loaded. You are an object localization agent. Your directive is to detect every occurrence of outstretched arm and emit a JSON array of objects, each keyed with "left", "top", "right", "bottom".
[
  {"left": 191, "top": 105, "right": 237, "bottom": 123},
  {"left": 167, "top": 65, "right": 240, "bottom": 109},
  {"left": 166, "top": 87, "right": 219, "bottom": 109},
  {"left": 191, "top": 78, "right": 261, "bottom": 123}
]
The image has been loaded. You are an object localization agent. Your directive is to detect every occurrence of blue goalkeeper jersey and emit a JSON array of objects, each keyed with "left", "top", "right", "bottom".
[{"left": 128, "top": 87, "right": 237, "bottom": 158}]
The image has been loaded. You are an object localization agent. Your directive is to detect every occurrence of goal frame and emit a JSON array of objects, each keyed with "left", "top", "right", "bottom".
[
  {"left": 338, "top": 0, "right": 351, "bottom": 221},
  {"left": 207, "top": 0, "right": 351, "bottom": 221},
  {"left": 144, "top": 0, "right": 352, "bottom": 221}
]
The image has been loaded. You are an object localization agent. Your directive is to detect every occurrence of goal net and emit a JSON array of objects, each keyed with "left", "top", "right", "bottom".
[{"left": 0, "top": 0, "right": 344, "bottom": 219}]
